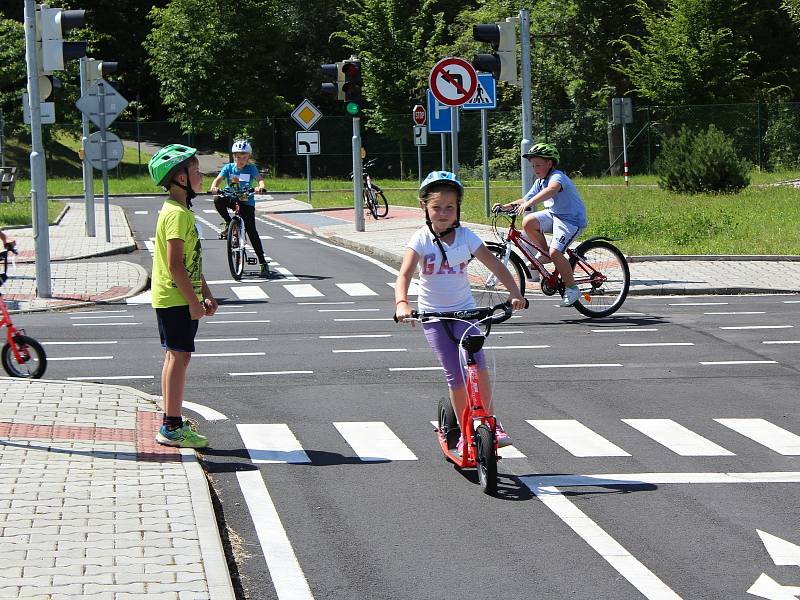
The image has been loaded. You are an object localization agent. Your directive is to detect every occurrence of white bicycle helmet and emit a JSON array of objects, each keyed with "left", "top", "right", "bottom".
[{"left": 231, "top": 140, "right": 252, "bottom": 154}]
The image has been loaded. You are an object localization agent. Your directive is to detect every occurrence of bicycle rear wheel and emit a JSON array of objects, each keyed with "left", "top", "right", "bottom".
[
  {"left": 569, "top": 240, "right": 630, "bottom": 318},
  {"left": 475, "top": 424, "right": 497, "bottom": 495},
  {"left": 373, "top": 190, "right": 389, "bottom": 217},
  {"left": 2, "top": 334, "right": 47, "bottom": 378},
  {"left": 466, "top": 242, "right": 526, "bottom": 307},
  {"left": 364, "top": 189, "right": 379, "bottom": 219},
  {"left": 227, "top": 218, "right": 245, "bottom": 280}
]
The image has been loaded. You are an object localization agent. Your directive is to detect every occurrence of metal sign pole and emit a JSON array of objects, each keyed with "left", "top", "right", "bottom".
[
  {"left": 0, "top": 108, "right": 5, "bottom": 168},
  {"left": 481, "top": 108, "right": 490, "bottom": 216},
  {"left": 440, "top": 133, "right": 446, "bottom": 170},
  {"left": 79, "top": 59, "right": 96, "bottom": 237},
  {"left": 450, "top": 107, "right": 459, "bottom": 177},
  {"left": 417, "top": 145, "right": 423, "bottom": 185},
  {"left": 23, "top": 0, "right": 51, "bottom": 297},
  {"left": 352, "top": 118, "right": 364, "bottom": 232},
  {"left": 622, "top": 122, "right": 629, "bottom": 187},
  {"left": 98, "top": 82, "right": 111, "bottom": 242},
  {"left": 519, "top": 9, "right": 533, "bottom": 195},
  {"left": 306, "top": 155, "right": 312, "bottom": 203}
]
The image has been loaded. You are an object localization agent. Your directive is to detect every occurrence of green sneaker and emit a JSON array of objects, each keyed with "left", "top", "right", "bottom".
[{"left": 156, "top": 421, "right": 209, "bottom": 448}]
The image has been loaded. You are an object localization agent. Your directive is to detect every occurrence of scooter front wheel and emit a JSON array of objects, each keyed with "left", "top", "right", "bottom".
[
  {"left": 475, "top": 424, "right": 497, "bottom": 495},
  {"left": 2, "top": 334, "right": 47, "bottom": 378}
]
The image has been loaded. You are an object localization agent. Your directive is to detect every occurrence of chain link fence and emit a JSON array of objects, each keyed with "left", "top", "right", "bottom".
[{"left": 3, "top": 102, "right": 799, "bottom": 180}]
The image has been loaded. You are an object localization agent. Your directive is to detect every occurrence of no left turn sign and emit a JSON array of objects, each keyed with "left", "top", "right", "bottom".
[{"left": 429, "top": 57, "right": 478, "bottom": 107}]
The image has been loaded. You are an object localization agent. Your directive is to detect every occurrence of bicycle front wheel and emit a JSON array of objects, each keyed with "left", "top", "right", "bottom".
[
  {"left": 364, "top": 189, "right": 378, "bottom": 219},
  {"left": 466, "top": 242, "right": 526, "bottom": 307},
  {"left": 227, "top": 218, "right": 245, "bottom": 280},
  {"left": 569, "top": 240, "right": 630, "bottom": 318},
  {"left": 373, "top": 190, "right": 389, "bottom": 218},
  {"left": 2, "top": 334, "right": 47, "bottom": 378}
]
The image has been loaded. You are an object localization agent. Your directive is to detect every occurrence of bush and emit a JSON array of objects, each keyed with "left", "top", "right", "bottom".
[
  {"left": 655, "top": 125, "right": 750, "bottom": 193},
  {"left": 764, "top": 104, "right": 800, "bottom": 170}
]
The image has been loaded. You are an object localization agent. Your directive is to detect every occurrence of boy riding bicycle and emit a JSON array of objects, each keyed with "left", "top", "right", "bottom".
[
  {"left": 497, "top": 143, "right": 587, "bottom": 307},
  {"left": 210, "top": 139, "right": 269, "bottom": 277}
]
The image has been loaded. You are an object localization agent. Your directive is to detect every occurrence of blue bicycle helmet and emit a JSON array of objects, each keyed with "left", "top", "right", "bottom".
[{"left": 418, "top": 171, "right": 465, "bottom": 260}]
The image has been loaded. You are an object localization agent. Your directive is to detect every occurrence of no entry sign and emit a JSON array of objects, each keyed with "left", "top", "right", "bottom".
[{"left": 429, "top": 57, "right": 478, "bottom": 107}]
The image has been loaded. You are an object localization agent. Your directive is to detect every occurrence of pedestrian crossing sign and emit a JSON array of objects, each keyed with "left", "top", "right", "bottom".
[{"left": 463, "top": 73, "right": 497, "bottom": 111}]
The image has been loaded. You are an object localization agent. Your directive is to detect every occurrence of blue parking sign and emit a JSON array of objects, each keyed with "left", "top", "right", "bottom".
[
  {"left": 427, "top": 90, "right": 459, "bottom": 134},
  {"left": 462, "top": 73, "right": 496, "bottom": 111}
]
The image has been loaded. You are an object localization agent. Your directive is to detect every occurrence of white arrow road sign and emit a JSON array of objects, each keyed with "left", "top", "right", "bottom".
[
  {"left": 758, "top": 530, "right": 800, "bottom": 567},
  {"left": 413, "top": 125, "right": 427, "bottom": 147},
  {"left": 747, "top": 573, "right": 800, "bottom": 599},
  {"left": 295, "top": 130, "right": 320, "bottom": 155}
]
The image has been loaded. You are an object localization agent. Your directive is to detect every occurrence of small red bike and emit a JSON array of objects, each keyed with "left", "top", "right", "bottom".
[
  {"left": 0, "top": 243, "right": 47, "bottom": 378},
  {"left": 397, "top": 301, "right": 523, "bottom": 495}
]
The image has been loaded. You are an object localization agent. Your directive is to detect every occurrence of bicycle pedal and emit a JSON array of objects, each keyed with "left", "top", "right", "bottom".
[{"left": 246, "top": 257, "right": 258, "bottom": 265}]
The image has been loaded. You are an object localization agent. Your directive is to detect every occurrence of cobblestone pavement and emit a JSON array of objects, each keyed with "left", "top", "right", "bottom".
[{"left": 0, "top": 378, "right": 234, "bottom": 600}]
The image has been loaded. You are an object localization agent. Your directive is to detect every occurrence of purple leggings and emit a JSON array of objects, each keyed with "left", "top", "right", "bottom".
[{"left": 422, "top": 320, "right": 486, "bottom": 389}]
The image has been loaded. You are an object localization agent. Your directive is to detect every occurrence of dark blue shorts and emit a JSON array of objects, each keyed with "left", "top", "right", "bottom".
[{"left": 155, "top": 305, "right": 199, "bottom": 353}]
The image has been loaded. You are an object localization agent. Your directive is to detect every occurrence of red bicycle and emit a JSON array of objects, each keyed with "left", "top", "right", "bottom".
[
  {"left": 0, "top": 243, "right": 47, "bottom": 378},
  {"left": 397, "top": 301, "right": 523, "bottom": 495},
  {"left": 468, "top": 207, "right": 630, "bottom": 318}
]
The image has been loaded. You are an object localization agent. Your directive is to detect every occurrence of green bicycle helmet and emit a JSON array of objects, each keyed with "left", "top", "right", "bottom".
[
  {"left": 522, "top": 142, "right": 560, "bottom": 165},
  {"left": 148, "top": 144, "right": 198, "bottom": 187}
]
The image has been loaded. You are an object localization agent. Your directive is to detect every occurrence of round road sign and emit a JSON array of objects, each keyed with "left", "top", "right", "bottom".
[
  {"left": 412, "top": 104, "right": 426, "bottom": 126},
  {"left": 85, "top": 131, "right": 124, "bottom": 171},
  {"left": 429, "top": 57, "right": 478, "bottom": 107}
]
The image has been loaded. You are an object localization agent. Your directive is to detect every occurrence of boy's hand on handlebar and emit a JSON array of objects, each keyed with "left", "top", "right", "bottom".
[
  {"left": 255, "top": 185, "right": 265, "bottom": 194},
  {"left": 210, "top": 186, "right": 220, "bottom": 194}
]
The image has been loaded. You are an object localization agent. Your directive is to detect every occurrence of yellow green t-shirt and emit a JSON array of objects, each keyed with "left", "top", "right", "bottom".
[{"left": 151, "top": 200, "right": 203, "bottom": 308}]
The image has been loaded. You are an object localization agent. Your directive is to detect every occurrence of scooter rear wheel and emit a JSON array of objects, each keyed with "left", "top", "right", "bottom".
[{"left": 437, "top": 397, "right": 459, "bottom": 452}]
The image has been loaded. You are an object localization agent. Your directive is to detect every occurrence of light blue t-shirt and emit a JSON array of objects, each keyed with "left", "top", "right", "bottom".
[
  {"left": 524, "top": 169, "right": 587, "bottom": 227},
  {"left": 218, "top": 163, "right": 260, "bottom": 206}
]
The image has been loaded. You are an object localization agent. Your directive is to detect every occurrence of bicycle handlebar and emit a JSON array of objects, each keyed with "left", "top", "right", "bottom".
[{"left": 212, "top": 185, "right": 255, "bottom": 201}]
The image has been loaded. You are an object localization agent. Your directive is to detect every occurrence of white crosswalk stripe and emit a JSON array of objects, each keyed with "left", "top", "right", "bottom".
[
  {"left": 527, "top": 419, "right": 630, "bottom": 457},
  {"left": 334, "top": 422, "right": 417, "bottom": 461},
  {"left": 284, "top": 284, "right": 323, "bottom": 298},
  {"left": 237, "top": 424, "right": 311, "bottom": 464},
  {"left": 622, "top": 418, "right": 735, "bottom": 456},
  {"left": 715, "top": 418, "right": 800, "bottom": 455},
  {"left": 336, "top": 283, "right": 378, "bottom": 296},
  {"left": 231, "top": 286, "right": 269, "bottom": 300}
]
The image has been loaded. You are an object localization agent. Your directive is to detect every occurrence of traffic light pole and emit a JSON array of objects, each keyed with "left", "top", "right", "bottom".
[
  {"left": 481, "top": 109, "right": 490, "bottom": 216},
  {"left": 23, "top": 0, "right": 51, "bottom": 298},
  {"left": 450, "top": 108, "right": 459, "bottom": 177},
  {"left": 519, "top": 9, "right": 533, "bottom": 196},
  {"left": 352, "top": 118, "right": 364, "bottom": 232},
  {"left": 79, "top": 58, "right": 96, "bottom": 237}
]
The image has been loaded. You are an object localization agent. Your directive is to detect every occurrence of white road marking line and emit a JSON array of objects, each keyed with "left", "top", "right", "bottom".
[
  {"left": 126, "top": 291, "right": 151, "bottom": 304},
  {"left": 299, "top": 301, "right": 355, "bottom": 305},
  {"left": 520, "top": 479, "right": 683, "bottom": 600},
  {"left": 334, "top": 422, "right": 417, "bottom": 461},
  {"left": 782, "top": 300, "right": 800, "bottom": 303},
  {"left": 762, "top": 340, "right": 800, "bottom": 344},
  {"left": 494, "top": 330, "right": 524, "bottom": 335},
  {"left": 182, "top": 401, "right": 228, "bottom": 421},
  {"left": 72, "top": 322, "right": 142, "bottom": 327},
  {"left": 704, "top": 311, "right": 765, "bottom": 315},
  {"left": 756, "top": 530, "right": 800, "bottom": 566},
  {"left": 332, "top": 348, "right": 406, "bottom": 353},
  {"left": 284, "top": 284, "right": 323, "bottom": 298},
  {"left": 48, "top": 356, "right": 114, "bottom": 361},
  {"left": 274, "top": 267, "right": 299, "bottom": 281},
  {"left": 70, "top": 315, "right": 134, "bottom": 320},
  {"left": 72, "top": 309, "right": 128, "bottom": 314},
  {"left": 259, "top": 235, "right": 273, "bottom": 240},
  {"left": 231, "top": 286, "right": 269, "bottom": 300},
  {"left": 193, "top": 352, "right": 266, "bottom": 358},
  {"left": 207, "top": 279, "right": 264, "bottom": 285},
  {"left": 144, "top": 240, "right": 155, "bottom": 256},
  {"left": 133, "top": 210, "right": 148, "bottom": 214},
  {"left": 229, "top": 370, "right": 313, "bottom": 376},
  {"left": 484, "top": 345, "right": 550, "bottom": 350},
  {"left": 213, "top": 311, "right": 258, "bottom": 315},
  {"left": 202, "top": 209, "right": 217, "bottom": 213},
  {"left": 618, "top": 342, "right": 695, "bottom": 347},
  {"left": 669, "top": 302, "right": 729, "bottom": 306},
  {"left": 534, "top": 363, "right": 623, "bottom": 369},
  {"left": 389, "top": 366, "right": 443, "bottom": 371},
  {"left": 311, "top": 237, "right": 400, "bottom": 276},
  {"left": 67, "top": 375, "right": 154, "bottom": 381},
  {"left": 700, "top": 360, "right": 778, "bottom": 365},
  {"left": 318, "top": 308, "right": 380, "bottom": 313},
  {"left": 237, "top": 424, "right": 311, "bottom": 464},
  {"left": 336, "top": 283, "right": 378, "bottom": 296},
  {"left": 525, "top": 471, "right": 800, "bottom": 487},
  {"left": 590, "top": 328, "right": 658, "bottom": 333},
  {"left": 42, "top": 341, "right": 118, "bottom": 345},
  {"left": 236, "top": 471, "right": 315, "bottom": 600},
  {"left": 284, "top": 234, "right": 306, "bottom": 239},
  {"left": 334, "top": 318, "right": 393, "bottom": 322},
  {"left": 526, "top": 420, "right": 630, "bottom": 457},
  {"left": 320, "top": 334, "right": 391, "bottom": 339},
  {"left": 622, "top": 418, "right": 734, "bottom": 456},
  {"left": 715, "top": 418, "right": 800, "bottom": 455},
  {"left": 196, "top": 337, "right": 259, "bottom": 342},
  {"left": 720, "top": 325, "right": 793, "bottom": 330},
  {"left": 206, "top": 320, "right": 271, "bottom": 324}
]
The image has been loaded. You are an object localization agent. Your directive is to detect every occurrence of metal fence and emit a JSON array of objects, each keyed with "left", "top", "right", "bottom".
[{"left": 3, "top": 102, "right": 799, "bottom": 180}]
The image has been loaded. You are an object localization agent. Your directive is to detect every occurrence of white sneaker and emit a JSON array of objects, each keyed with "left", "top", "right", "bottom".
[{"left": 560, "top": 285, "right": 581, "bottom": 307}]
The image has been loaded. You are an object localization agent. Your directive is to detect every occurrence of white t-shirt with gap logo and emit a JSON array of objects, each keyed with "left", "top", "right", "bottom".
[{"left": 407, "top": 226, "right": 484, "bottom": 312}]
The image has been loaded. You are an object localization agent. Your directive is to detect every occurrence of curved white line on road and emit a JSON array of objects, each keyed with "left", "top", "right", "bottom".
[
  {"left": 310, "top": 237, "right": 399, "bottom": 275},
  {"left": 182, "top": 401, "right": 228, "bottom": 421}
]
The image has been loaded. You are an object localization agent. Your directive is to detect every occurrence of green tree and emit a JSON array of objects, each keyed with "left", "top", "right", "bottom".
[{"left": 0, "top": 15, "right": 26, "bottom": 129}]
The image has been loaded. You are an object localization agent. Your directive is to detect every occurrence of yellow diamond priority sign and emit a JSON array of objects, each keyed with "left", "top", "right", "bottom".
[{"left": 291, "top": 99, "right": 323, "bottom": 131}]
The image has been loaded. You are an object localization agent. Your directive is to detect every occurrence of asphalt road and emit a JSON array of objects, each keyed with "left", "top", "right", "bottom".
[{"left": 16, "top": 195, "right": 800, "bottom": 600}]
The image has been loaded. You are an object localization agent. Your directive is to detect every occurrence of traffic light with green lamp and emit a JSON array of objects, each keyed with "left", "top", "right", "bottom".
[
  {"left": 342, "top": 59, "right": 363, "bottom": 117},
  {"left": 320, "top": 61, "right": 345, "bottom": 100},
  {"left": 472, "top": 19, "right": 517, "bottom": 83},
  {"left": 39, "top": 4, "right": 87, "bottom": 72}
]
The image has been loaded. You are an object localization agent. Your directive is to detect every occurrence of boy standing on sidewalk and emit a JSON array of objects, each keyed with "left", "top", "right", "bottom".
[{"left": 148, "top": 144, "right": 217, "bottom": 448}]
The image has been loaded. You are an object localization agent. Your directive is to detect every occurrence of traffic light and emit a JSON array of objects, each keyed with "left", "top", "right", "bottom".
[
  {"left": 38, "top": 74, "right": 61, "bottom": 102},
  {"left": 320, "top": 62, "right": 345, "bottom": 100},
  {"left": 472, "top": 19, "right": 517, "bottom": 83},
  {"left": 342, "top": 59, "right": 362, "bottom": 117},
  {"left": 85, "top": 59, "right": 119, "bottom": 87},
  {"left": 39, "top": 4, "right": 87, "bottom": 73}
]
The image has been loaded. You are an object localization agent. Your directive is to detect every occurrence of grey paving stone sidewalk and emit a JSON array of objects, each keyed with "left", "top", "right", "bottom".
[{"left": 0, "top": 378, "right": 234, "bottom": 600}]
